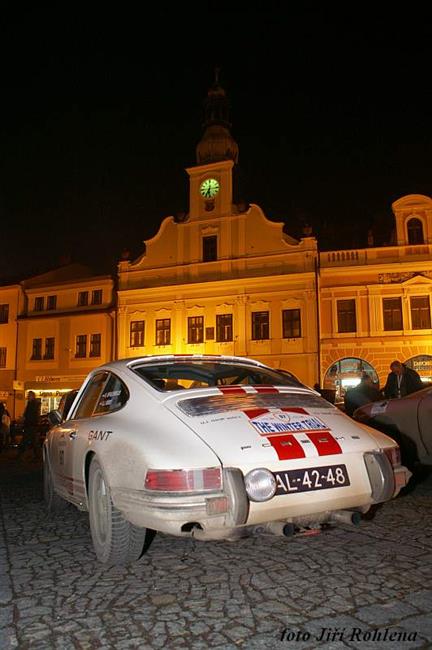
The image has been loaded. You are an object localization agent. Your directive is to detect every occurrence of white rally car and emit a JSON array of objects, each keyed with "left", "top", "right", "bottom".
[{"left": 43, "top": 355, "right": 411, "bottom": 564}]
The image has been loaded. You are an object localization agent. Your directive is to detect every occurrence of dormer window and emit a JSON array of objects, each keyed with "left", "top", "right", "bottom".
[{"left": 407, "top": 218, "right": 424, "bottom": 245}]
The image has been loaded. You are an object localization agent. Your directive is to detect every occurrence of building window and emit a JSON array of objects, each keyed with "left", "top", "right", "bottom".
[
  {"left": 92, "top": 289, "right": 103, "bottom": 305},
  {"left": 337, "top": 299, "right": 357, "bottom": 333},
  {"left": 282, "top": 309, "right": 301, "bottom": 338},
  {"left": 130, "top": 320, "right": 145, "bottom": 347},
  {"left": 383, "top": 297, "right": 403, "bottom": 331},
  {"left": 202, "top": 235, "right": 217, "bottom": 262},
  {"left": 75, "top": 335, "right": 87, "bottom": 358},
  {"left": 46, "top": 295, "right": 57, "bottom": 311},
  {"left": 407, "top": 218, "right": 424, "bottom": 245},
  {"left": 44, "top": 337, "right": 55, "bottom": 360},
  {"left": 0, "top": 347, "right": 6, "bottom": 368},
  {"left": 252, "top": 311, "right": 269, "bottom": 340},
  {"left": 216, "top": 314, "right": 233, "bottom": 342},
  {"left": 78, "top": 291, "right": 89, "bottom": 307},
  {"left": 155, "top": 319, "right": 171, "bottom": 346},
  {"left": 90, "top": 333, "right": 101, "bottom": 357},
  {"left": 34, "top": 297, "right": 44, "bottom": 312},
  {"left": 411, "top": 296, "right": 431, "bottom": 329},
  {"left": 0, "top": 304, "right": 9, "bottom": 324},
  {"left": 31, "top": 338, "right": 42, "bottom": 360},
  {"left": 188, "top": 316, "right": 204, "bottom": 343}
]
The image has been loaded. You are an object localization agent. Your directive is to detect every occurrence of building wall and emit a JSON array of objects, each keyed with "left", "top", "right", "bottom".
[{"left": 320, "top": 194, "right": 432, "bottom": 396}]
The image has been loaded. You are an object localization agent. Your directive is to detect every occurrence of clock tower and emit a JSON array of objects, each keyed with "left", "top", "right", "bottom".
[{"left": 187, "top": 70, "right": 241, "bottom": 220}]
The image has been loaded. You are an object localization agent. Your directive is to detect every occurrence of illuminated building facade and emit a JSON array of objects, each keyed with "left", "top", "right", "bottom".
[
  {"left": 117, "top": 77, "right": 320, "bottom": 385},
  {"left": 0, "top": 264, "right": 115, "bottom": 417},
  {"left": 320, "top": 194, "right": 432, "bottom": 400}
]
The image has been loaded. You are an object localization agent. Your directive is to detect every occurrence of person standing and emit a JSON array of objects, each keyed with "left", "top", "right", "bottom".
[
  {"left": 383, "top": 360, "right": 423, "bottom": 399},
  {"left": 0, "top": 402, "right": 11, "bottom": 452},
  {"left": 344, "top": 372, "right": 382, "bottom": 416},
  {"left": 17, "top": 391, "right": 41, "bottom": 460}
]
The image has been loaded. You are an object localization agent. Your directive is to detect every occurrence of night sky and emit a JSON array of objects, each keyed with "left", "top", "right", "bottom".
[{"left": 1, "top": 5, "right": 431, "bottom": 280}]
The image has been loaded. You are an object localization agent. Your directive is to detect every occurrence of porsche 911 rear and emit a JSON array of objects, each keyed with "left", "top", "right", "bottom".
[{"left": 116, "top": 386, "right": 411, "bottom": 540}]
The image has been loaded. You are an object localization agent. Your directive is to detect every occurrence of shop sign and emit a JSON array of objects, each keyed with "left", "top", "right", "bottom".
[
  {"left": 406, "top": 355, "right": 432, "bottom": 375},
  {"left": 0, "top": 390, "right": 9, "bottom": 398},
  {"left": 13, "top": 380, "right": 24, "bottom": 391},
  {"left": 35, "top": 375, "right": 85, "bottom": 383}
]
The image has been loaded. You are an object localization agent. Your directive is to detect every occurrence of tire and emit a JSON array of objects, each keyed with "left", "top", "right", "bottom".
[
  {"left": 43, "top": 456, "right": 69, "bottom": 513},
  {"left": 88, "top": 457, "right": 150, "bottom": 565}
]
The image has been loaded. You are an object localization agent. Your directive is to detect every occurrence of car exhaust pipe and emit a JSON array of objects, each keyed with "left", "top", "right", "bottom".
[
  {"left": 330, "top": 510, "right": 362, "bottom": 526},
  {"left": 254, "top": 521, "right": 296, "bottom": 537}
]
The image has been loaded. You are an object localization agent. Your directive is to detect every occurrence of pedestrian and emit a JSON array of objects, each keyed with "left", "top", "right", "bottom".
[
  {"left": 0, "top": 402, "right": 11, "bottom": 452},
  {"left": 383, "top": 360, "right": 423, "bottom": 399},
  {"left": 344, "top": 372, "right": 382, "bottom": 417},
  {"left": 17, "top": 391, "right": 41, "bottom": 460}
]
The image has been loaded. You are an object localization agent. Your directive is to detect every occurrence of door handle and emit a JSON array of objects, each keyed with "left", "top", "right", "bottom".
[{"left": 69, "top": 431, "right": 77, "bottom": 440}]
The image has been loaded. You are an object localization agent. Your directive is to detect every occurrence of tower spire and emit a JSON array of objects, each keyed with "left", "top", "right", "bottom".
[{"left": 196, "top": 70, "right": 239, "bottom": 165}]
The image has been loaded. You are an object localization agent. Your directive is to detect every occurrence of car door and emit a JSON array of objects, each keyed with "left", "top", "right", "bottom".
[{"left": 56, "top": 372, "right": 110, "bottom": 505}]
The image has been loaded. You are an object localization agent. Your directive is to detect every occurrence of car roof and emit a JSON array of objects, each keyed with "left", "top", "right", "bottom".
[{"left": 97, "top": 354, "right": 270, "bottom": 373}]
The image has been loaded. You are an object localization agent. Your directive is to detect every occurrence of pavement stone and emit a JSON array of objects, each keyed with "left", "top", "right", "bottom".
[{"left": 0, "top": 452, "right": 431, "bottom": 648}]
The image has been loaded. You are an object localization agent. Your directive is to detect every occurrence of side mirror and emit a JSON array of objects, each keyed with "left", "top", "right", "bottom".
[{"left": 47, "top": 410, "right": 62, "bottom": 426}]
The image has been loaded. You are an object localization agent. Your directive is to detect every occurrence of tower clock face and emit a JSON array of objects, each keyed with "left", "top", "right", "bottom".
[{"left": 200, "top": 178, "right": 220, "bottom": 199}]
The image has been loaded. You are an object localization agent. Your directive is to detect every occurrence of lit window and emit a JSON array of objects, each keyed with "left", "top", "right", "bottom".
[
  {"left": 252, "top": 312, "right": 269, "bottom": 340},
  {"left": 155, "top": 319, "right": 171, "bottom": 346},
  {"left": 337, "top": 300, "right": 357, "bottom": 333},
  {"left": 130, "top": 321, "right": 145, "bottom": 347},
  {"left": 383, "top": 298, "right": 403, "bottom": 331},
  {"left": 410, "top": 296, "right": 431, "bottom": 329},
  {"left": 216, "top": 314, "right": 233, "bottom": 342},
  {"left": 282, "top": 309, "right": 301, "bottom": 338},
  {"left": 90, "top": 333, "right": 101, "bottom": 357},
  {"left": 31, "top": 338, "right": 42, "bottom": 360},
  {"left": 188, "top": 316, "right": 204, "bottom": 343},
  {"left": 75, "top": 335, "right": 87, "bottom": 358}
]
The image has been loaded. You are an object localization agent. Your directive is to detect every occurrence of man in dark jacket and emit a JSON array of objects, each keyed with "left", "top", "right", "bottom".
[
  {"left": 383, "top": 360, "right": 423, "bottom": 399},
  {"left": 17, "top": 391, "right": 41, "bottom": 460},
  {"left": 344, "top": 372, "right": 382, "bottom": 417}
]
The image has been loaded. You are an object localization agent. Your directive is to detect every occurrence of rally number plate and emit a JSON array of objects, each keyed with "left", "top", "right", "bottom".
[{"left": 273, "top": 464, "right": 350, "bottom": 495}]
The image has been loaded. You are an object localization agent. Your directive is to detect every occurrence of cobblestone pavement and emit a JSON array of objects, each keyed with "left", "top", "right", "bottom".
[{"left": 0, "top": 451, "right": 431, "bottom": 650}]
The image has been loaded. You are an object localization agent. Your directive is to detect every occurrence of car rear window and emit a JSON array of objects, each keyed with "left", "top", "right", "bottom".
[{"left": 132, "top": 360, "right": 305, "bottom": 392}]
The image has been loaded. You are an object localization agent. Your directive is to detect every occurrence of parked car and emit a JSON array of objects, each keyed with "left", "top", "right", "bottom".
[
  {"left": 43, "top": 355, "right": 411, "bottom": 565},
  {"left": 353, "top": 386, "right": 432, "bottom": 469}
]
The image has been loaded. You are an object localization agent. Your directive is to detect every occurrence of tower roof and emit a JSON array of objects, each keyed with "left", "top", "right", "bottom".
[{"left": 196, "top": 69, "right": 239, "bottom": 165}]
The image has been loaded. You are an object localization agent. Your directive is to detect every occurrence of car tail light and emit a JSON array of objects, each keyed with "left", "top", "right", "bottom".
[
  {"left": 144, "top": 467, "right": 222, "bottom": 492},
  {"left": 384, "top": 446, "right": 401, "bottom": 467}
]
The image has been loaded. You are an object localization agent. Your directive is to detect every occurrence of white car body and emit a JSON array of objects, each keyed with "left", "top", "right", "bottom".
[{"left": 43, "top": 355, "right": 411, "bottom": 564}]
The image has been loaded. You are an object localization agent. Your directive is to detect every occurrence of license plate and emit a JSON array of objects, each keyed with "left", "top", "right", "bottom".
[{"left": 273, "top": 464, "right": 350, "bottom": 495}]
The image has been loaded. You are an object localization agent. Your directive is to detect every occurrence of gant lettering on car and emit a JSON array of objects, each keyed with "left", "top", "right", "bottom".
[{"left": 43, "top": 355, "right": 411, "bottom": 565}]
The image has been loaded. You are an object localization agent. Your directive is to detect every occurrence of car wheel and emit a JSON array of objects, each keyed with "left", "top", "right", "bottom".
[
  {"left": 43, "top": 456, "right": 68, "bottom": 513},
  {"left": 88, "top": 457, "right": 150, "bottom": 565}
]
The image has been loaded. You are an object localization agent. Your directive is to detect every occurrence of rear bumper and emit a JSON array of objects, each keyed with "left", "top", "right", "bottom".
[{"left": 110, "top": 452, "right": 411, "bottom": 540}]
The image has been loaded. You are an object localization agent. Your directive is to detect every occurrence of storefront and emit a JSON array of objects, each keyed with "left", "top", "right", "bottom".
[
  {"left": 24, "top": 375, "right": 86, "bottom": 415},
  {"left": 323, "top": 358, "right": 379, "bottom": 404}
]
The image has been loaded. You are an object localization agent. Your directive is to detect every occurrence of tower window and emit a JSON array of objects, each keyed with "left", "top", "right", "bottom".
[
  {"left": 203, "top": 236, "right": 217, "bottom": 262},
  {"left": 407, "top": 218, "right": 424, "bottom": 245}
]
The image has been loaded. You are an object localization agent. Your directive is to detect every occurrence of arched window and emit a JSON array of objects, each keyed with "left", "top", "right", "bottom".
[{"left": 407, "top": 218, "right": 424, "bottom": 245}]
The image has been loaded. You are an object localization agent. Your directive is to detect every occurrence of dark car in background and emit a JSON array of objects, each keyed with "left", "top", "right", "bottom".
[{"left": 353, "top": 386, "right": 432, "bottom": 469}]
